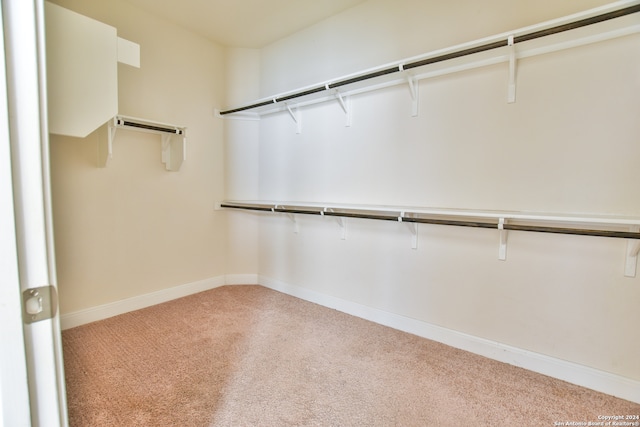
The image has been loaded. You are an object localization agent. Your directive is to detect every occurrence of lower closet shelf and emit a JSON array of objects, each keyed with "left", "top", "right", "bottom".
[{"left": 220, "top": 200, "right": 640, "bottom": 277}]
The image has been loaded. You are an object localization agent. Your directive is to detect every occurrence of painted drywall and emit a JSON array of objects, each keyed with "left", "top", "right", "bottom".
[
  {"left": 224, "top": 0, "right": 640, "bottom": 381},
  {"left": 223, "top": 48, "right": 261, "bottom": 276},
  {"left": 48, "top": 0, "right": 227, "bottom": 313},
  {"left": 258, "top": 0, "right": 619, "bottom": 96}
]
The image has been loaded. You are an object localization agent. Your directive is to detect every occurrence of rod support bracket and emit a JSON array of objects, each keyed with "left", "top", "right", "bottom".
[
  {"left": 325, "top": 207, "right": 346, "bottom": 239},
  {"left": 624, "top": 225, "right": 640, "bottom": 277},
  {"left": 97, "top": 121, "right": 116, "bottom": 167},
  {"left": 498, "top": 218, "right": 508, "bottom": 260},
  {"left": 335, "top": 92, "right": 352, "bottom": 127},
  {"left": 507, "top": 34, "right": 517, "bottom": 103},
  {"left": 407, "top": 76, "right": 419, "bottom": 117},
  {"left": 400, "top": 212, "right": 418, "bottom": 249},
  {"left": 275, "top": 205, "right": 299, "bottom": 234},
  {"left": 286, "top": 104, "right": 302, "bottom": 134},
  {"left": 409, "top": 225, "right": 419, "bottom": 250},
  {"left": 161, "top": 134, "right": 187, "bottom": 171}
]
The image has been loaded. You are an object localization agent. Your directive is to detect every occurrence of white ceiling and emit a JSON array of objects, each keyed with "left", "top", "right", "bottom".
[{"left": 124, "top": 0, "right": 368, "bottom": 48}]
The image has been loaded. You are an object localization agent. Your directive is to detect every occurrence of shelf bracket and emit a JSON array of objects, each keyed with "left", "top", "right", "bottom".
[
  {"left": 407, "top": 76, "right": 419, "bottom": 117},
  {"left": 335, "top": 92, "right": 352, "bottom": 127},
  {"left": 399, "top": 213, "right": 418, "bottom": 249},
  {"left": 288, "top": 213, "right": 299, "bottom": 234},
  {"left": 161, "top": 134, "right": 187, "bottom": 171},
  {"left": 323, "top": 208, "right": 346, "bottom": 239},
  {"left": 286, "top": 104, "right": 302, "bottom": 134},
  {"left": 498, "top": 218, "right": 508, "bottom": 260},
  {"left": 624, "top": 225, "right": 640, "bottom": 277},
  {"left": 275, "top": 205, "right": 299, "bottom": 234},
  {"left": 97, "top": 120, "right": 116, "bottom": 167},
  {"left": 507, "top": 35, "right": 517, "bottom": 104}
]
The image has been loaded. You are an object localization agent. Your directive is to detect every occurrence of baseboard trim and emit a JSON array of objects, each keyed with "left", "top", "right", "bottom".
[
  {"left": 225, "top": 274, "right": 259, "bottom": 285},
  {"left": 60, "top": 276, "right": 226, "bottom": 330},
  {"left": 258, "top": 275, "right": 640, "bottom": 404}
]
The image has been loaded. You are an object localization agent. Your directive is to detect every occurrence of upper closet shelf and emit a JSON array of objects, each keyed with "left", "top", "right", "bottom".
[{"left": 218, "top": 0, "right": 640, "bottom": 122}]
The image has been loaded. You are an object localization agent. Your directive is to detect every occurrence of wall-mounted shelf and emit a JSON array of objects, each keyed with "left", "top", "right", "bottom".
[
  {"left": 98, "top": 115, "right": 187, "bottom": 171},
  {"left": 217, "top": 0, "right": 640, "bottom": 130},
  {"left": 220, "top": 200, "right": 640, "bottom": 277}
]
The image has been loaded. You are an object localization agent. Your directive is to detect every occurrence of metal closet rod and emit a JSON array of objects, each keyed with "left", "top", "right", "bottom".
[
  {"left": 116, "top": 118, "right": 185, "bottom": 135},
  {"left": 220, "top": 203, "right": 640, "bottom": 240},
  {"left": 219, "top": 3, "right": 640, "bottom": 116}
]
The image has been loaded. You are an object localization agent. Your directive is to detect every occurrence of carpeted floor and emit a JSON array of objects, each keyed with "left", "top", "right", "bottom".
[{"left": 62, "top": 285, "right": 639, "bottom": 426}]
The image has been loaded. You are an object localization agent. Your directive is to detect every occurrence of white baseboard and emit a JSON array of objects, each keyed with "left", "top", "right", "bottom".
[
  {"left": 60, "top": 276, "right": 227, "bottom": 330},
  {"left": 225, "top": 274, "right": 259, "bottom": 285},
  {"left": 258, "top": 275, "right": 640, "bottom": 404}
]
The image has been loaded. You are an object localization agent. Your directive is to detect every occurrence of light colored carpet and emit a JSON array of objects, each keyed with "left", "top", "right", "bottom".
[{"left": 62, "top": 285, "right": 639, "bottom": 426}]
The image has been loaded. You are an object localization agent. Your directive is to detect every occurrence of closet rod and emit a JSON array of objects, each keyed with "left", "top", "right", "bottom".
[
  {"left": 401, "top": 217, "right": 640, "bottom": 239},
  {"left": 220, "top": 203, "right": 640, "bottom": 240},
  {"left": 219, "top": 3, "right": 640, "bottom": 116},
  {"left": 404, "top": 3, "right": 640, "bottom": 71},
  {"left": 115, "top": 117, "right": 185, "bottom": 135}
]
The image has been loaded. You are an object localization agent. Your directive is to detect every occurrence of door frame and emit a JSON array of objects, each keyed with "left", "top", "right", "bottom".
[
  {"left": 0, "top": 2, "right": 32, "bottom": 422},
  {"left": 1, "top": 0, "right": 68, "bottom": 425}
]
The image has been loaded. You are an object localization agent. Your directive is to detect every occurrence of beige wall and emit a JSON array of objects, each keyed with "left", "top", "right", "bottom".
[
  {"left": 223, "top": 0, "right": 640, "bottom": 381},
  {"left": 223, "top": 48, "right": 261, "bottom": 276},
  {"left": 48, "top": 0, "right": 227, "bottom": 313},
  {"left": 258, "top": 0, "right": 616, "bottom": 96}
]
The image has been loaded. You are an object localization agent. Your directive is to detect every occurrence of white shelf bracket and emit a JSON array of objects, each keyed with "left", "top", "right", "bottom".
[
  {"left": 624, "top": 225, "right": 640, "bottom": 277},
  {"left": 286, "top": 104, "right": 302, "bottom": 134},
  {"left": 399, "top": 213, "right": 418, "bottom": 249},
  {"left": 161, "top": 134, "right": 187, "bottom": 171},
  {"left": 337, "top": 216, "right": 346, "bottom": 239},
  {"left": 507, "top": 35, "right": 517, "bottom": 104},
  {"left": 323, "top": 208, "right": 346, "bottom": 239},
  {"left": 407, "top": 76, "right": 419, "bottom": 117},
  {"left": 498, "top": 218, "right": 508, "bottom": 260},
  {"left": 275, "top": 205, "right": 299, "bottom": 233},
  {"left": 335, "top": 92, "right": 352, "bottom": 127},
  {"left": 97, "top": 121, "right": 116, "bottom": 167},
  {"left": 288, "top": 213, "right": 299, "bottom": 234}
]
